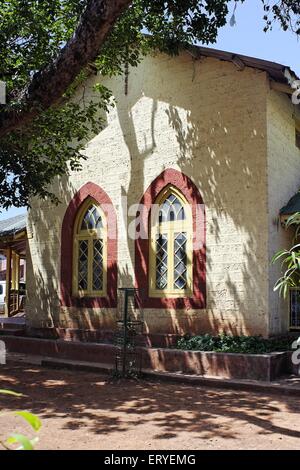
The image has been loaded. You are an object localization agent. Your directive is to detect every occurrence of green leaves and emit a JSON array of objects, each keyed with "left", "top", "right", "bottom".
[
  {"left": 0, "top": 1, "right": 299, "bottom": 208},
  {"left": 0, "top": 0, "right": 93, "bottom": 207},
  {"left": 0, "top": 0, "right": 243, "bottom": 207},
  {"left": 177, "top": 333, "right": 293, "bottom": 353},
  {"left": 96, "top": 0, "right": 245, "bottom": 77},
  {"left": 272, "top": 212, "right": 300, "bottom": 298},
  {"left": 0, "top": 389, "right": 41, "bottom": 450},
  {"left": 0, "top": 86, "right": 113, "bottom": 207},
  {"left": 15, "top": 411, "right": 42, "bottom": 432},
  {"left": 0, "top": 0, "right": 88, "bottom": 95},
  {"left": 262, "top": 0, "right": 300, "bottom": 35},
  {"left": 7, "top": 433, "right": 37, "bottom": 451},
  {"left": 0, "top": 389, "right": 23, "bottom": 397}
]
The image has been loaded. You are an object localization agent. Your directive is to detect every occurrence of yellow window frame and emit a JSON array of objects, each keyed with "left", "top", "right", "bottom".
[
  {"left": 149, "top": 185, "right": 193, "bottom": 298},
  {"left": 72, "top": 197, "right": 107, "bottom": 298}
]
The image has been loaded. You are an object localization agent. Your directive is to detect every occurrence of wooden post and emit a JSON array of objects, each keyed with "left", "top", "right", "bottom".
[
  {"left": 9, "top": 252, "right": 20, "bottom": 315},
  {"left": 5, "top": 247, "right": 12, "bottom": 317},
  {"left": 15, "top": 253, "right": 20, "bottom": 312},
  {"left": 11, "top": 251, "right": 16, "bottom": 290}
]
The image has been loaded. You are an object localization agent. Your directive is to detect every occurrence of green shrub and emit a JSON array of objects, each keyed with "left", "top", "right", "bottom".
[{"left": 176, "top": 334, "right": 293, "bottom": 354}]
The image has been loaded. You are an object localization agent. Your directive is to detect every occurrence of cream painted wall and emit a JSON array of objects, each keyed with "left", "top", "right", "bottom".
[
  {"left": 267, "top": 90, "right": 300, "bottom": 335},
  {"left": 26, "top": 51, "right": 272, "bottom": 336}
]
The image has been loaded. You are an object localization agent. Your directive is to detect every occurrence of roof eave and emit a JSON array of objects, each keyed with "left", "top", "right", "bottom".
[
  {"left": 0, "top": 228, "right": 27, "bottom": 242},
  {"left": 186, "top": 44, "right": 299, "bottom": 86}
]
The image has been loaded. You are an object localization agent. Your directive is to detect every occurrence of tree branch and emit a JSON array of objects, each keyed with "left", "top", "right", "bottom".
[{"left": 0, "top": 0, "right": 133, "bottom": 138}]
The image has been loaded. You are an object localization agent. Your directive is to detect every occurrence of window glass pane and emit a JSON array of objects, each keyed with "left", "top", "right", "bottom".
[
  {"left": 93, "top": 239, "right": 103, "bottom": 291},
  {"left": 159, "top": 194, "right": 185, "bottom": 223},
  {"left": 0, "top": 285, "right": 3, "bottom": 295},
  {"left": 156, "top": 234, "right": 168, "bottom": 289},
  {"left": 81, "top": 204, "right": 102, "bottom": 231},
  {"left": 174, "top": 232, "right": 187, "bottom": 290},
  {"left": 78, "top": 240, "right": 88, "bottom": 290},
  {"left": 290, "top": 290, "right": 300, "bottom": 328}
]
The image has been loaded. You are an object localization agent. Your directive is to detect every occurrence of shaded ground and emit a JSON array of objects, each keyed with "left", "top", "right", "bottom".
[{"left": 0, "top": 362, "right": 300, "bottom": 450}]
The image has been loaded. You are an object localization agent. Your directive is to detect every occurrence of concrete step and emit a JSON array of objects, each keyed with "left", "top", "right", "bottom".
[
  {"left": 0, "top": 317, "right": 26, "bottom": 327},
  {"left": 0, "top": 324, "right": 25, "bottom": 329},
  {"left": 41, "top": 357, "right": 112, "bottom": 374},
  {"left": 1, "top": 335, "right": 117, "bottom": 365},
  {"left": 0, "top": 328, "right": 25, "bottom": 336},
  {"left": 142, "top": 370, "right": 300, "bottom": 397},
  {"left": 8, "top": 353, "right": 300, "bottom": 398}
]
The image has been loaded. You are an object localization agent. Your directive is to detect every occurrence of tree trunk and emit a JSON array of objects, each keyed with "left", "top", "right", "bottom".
[{"left": 0, "top": 0, "right": 133, "bottom": 137}]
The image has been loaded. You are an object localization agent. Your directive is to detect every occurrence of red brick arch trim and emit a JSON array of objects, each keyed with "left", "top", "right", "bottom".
[
  {"left": 60, "top": 182, "right": 117, "bottom": 308},
  {"left": 135, "top": 168, "right": 206, "bottom": 309}
]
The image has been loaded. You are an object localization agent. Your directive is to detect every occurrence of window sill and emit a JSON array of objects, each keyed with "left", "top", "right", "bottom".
[{"left": 149, "top": 290, "right": 193, "bottom": 299}]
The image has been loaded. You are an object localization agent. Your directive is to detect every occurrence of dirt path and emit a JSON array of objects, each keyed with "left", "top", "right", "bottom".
[{"left": 0, "top": 362, "right": 299, "bottom": 450}]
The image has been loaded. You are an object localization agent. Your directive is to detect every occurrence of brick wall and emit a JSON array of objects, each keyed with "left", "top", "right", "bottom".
[
  {"left": 26, "top": 51, "right": 273, "bottom": 336},
  {"left": 267, "top": 90, "right": 300, "bottom": 335}
]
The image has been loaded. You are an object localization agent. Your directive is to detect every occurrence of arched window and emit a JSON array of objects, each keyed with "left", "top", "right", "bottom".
[
  {"left": 149, "top": 186, "right": 193, "bottom": 297},
  {"left": 72, "top": 199, "right": 107, "bottom": 297},
  {"left": 135, "top": 169, "right": 206, "bottom": 309}
]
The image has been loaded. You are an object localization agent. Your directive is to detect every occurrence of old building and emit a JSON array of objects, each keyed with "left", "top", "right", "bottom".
[{"left": 22, "top": 46, "right": 300, "bottom": 340}]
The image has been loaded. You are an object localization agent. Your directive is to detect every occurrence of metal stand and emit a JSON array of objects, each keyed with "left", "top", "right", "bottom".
[{"left": 114, "top": 288, "right": 144, "bottom": 378}]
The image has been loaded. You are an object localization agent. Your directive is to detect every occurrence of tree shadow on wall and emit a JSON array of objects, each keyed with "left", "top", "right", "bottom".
[
  {"left": 111, "top": 52, "right": 282, "bottom": 336},
  {"left": 26, "top": 51, "right": 296, "bottom": 337}
]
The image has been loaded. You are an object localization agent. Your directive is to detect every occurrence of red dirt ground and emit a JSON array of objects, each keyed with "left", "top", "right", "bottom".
[{"left": 0, "top": 362, "right": 300, "bottom": 450}]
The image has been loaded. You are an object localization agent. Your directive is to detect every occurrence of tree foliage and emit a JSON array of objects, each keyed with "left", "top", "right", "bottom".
[
  {"left": 272, "top": 212, "right": 300, "bottom": 298},
  {"left": 263, "top": 0, "right": 300, "bottom": 34},
  {"left": 0, "top": 0, "right": 299, "bottom": 207}
]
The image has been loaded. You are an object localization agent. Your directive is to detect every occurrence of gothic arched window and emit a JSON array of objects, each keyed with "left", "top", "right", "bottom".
[
  {"left": 73, "top": 199, "right": 107, "bottom": 297},
  {"left": 149, "top": 186, "right": 193, "bottom": 297}
]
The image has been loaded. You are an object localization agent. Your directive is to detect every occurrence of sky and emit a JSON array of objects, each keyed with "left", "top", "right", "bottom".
[
  {"left": 212, "top": 0, "right": 300, "bottom": 75},
  {"left": 1, "top": 0, "right": 299, "bottom": 222}
]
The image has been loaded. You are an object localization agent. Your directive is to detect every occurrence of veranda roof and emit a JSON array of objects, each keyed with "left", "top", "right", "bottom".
[
  {"left": 280, "top": 192, "right": 300, "bottom": 216},
  {"left": 0, "top": 214, "right": 27, "bottom": 256},
  {"left": 0, "top": 214, "right": 27, "bottom": 237}
]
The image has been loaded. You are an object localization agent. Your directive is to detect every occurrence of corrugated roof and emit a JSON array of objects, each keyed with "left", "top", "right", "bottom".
[
  {"left": 280, "top": 192, "right": 300, "bottom": 215},
  {"left": 0, "top": 213, "right": 27, "bottom": 237}
]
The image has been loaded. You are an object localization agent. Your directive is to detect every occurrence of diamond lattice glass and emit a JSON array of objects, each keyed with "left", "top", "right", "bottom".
[
  {"left": 174, "top": 232, "right": 187, "bottom": 290},
  {"left": 156, "top": 234, "right": 168, "bottom": 289},
  {"left": 78, "top": 239, "right": 88, "bottom": 290},
  {"left": 93, "top": 239, "right": 103, "bottom": 290}
]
